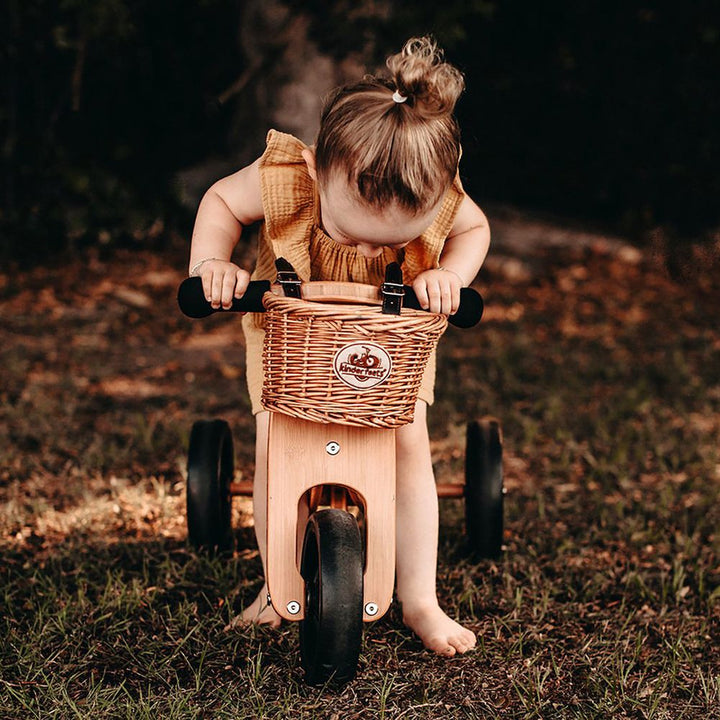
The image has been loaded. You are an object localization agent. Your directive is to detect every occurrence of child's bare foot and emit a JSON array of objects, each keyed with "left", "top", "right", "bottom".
[
  {"left": 401, "top": 602, "right": 476, "bottom": 656},
  {"left": 225, "top": 586, "right": 282, "bottom": 630}
]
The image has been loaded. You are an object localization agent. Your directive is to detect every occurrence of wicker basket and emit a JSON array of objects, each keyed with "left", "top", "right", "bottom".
[{"left": 261, "top": 292, "right": 448, "bottom": 428}]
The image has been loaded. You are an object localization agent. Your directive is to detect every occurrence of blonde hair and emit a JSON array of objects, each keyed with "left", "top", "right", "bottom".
[{"left": 314, "top": 37, "right": 465, "bottom": 213}]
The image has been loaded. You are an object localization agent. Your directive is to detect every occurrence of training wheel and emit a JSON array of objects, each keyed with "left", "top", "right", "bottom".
[
  {"left": 464, "top": 417, "right": 504, "bottom": 559},
  {"left": 186, "top": 419, "right": 235, "bottom": 554}
]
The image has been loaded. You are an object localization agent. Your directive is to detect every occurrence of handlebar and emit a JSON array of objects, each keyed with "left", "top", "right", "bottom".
[
  {"left": 178, "top": 277, "right": 272, "bottom": 318},
  {"left": 177, "top": 276, "right": 483, "bottom": 328}
]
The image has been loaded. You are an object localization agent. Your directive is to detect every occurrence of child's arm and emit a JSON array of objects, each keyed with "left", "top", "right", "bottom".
[
  {"left": 189, "top": 158, "right": 265, "bottom": 310},
  {"left": 413, "top": 195, "right": 491, "bottom": 315}
]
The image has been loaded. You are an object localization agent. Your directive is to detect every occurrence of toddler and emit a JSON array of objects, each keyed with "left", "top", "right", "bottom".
[{"left": 189, "top": 37, "right": 490, "bottom": 656}]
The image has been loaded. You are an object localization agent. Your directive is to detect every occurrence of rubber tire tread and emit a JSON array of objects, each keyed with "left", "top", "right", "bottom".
[
  {"left": 299, "top": 508, "right": 364, "bottom": 686},
  {"left": 186, "top": 419, "right": 234, "bottom": 553},
  {"left": 465, "top": 418, "right": 504, "bottom": 559}
]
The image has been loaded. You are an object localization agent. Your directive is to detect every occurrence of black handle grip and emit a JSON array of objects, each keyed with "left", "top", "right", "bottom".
[
  {"left": 177, "top": 276, "right": 270, "bottom": 318},
  {"left": 177, "top": 276, "right": 483, "bottom": 327},
  {"left": 403, "top": 286, "right": 484, "bottom": 328}
]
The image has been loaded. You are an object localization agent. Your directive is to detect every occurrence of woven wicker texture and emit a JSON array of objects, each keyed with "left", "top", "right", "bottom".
[{"left": 261, "top": 293, "right": 448, "bottom": 427}]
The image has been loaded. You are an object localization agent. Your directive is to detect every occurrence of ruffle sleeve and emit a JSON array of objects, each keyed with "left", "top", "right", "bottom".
[
  {"left": 401, "top": 173, "right": 465, "bottom": 283},
  {"left": 257, "top": 130, "right": 315, "bottom": 280}
]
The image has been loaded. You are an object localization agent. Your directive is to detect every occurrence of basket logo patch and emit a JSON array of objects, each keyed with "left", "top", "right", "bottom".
[{"left": 333, "top": 342, "right": 392, "bottom": 390}]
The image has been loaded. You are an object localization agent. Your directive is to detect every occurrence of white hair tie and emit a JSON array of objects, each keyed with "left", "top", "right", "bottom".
[{"left": 392, "top": 90, "right": 408, "bottom": 104}]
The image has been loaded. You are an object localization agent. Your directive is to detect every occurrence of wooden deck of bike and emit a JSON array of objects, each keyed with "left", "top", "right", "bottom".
[{"left": 265, "top": 412, "right": 396, "bottom": 622}]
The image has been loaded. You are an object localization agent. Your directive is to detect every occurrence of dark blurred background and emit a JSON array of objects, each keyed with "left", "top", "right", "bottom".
[{"left": 2, "top": 0, "right": 719, "bottom": 265}]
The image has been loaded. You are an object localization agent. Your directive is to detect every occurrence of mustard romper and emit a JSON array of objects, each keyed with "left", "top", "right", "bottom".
[{"left": 241, "top": 130, "right": 465, "bottom": 415}]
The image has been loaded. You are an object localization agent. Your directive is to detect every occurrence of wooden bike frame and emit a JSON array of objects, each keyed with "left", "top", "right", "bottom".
[{"left": 265, "top": 412, "right": 396, "bottom": 622}]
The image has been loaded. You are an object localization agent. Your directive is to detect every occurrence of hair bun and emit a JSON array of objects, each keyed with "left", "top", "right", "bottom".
[{"left": 386, "top": 36, "right": 465, "bottom": 117}]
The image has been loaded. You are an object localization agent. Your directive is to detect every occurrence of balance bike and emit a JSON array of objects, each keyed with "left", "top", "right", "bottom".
[{"left": 178, "top": 261, "right": 503, "bottom": 684}]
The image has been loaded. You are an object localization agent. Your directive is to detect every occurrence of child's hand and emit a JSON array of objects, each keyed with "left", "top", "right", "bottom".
[
  {"left": 412, "top": 267, "right": 464, "bottom": 315},
  {"left": 193, "top": 260, "right": 250, "bottom": 310}
]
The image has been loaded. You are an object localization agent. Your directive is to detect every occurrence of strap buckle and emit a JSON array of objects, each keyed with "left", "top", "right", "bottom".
[
  {"left": 381, "top": 262, "right": 405, "bottom": 315},
  {"left": 275, "top": 258, "right": 302, "bottom": 298}
]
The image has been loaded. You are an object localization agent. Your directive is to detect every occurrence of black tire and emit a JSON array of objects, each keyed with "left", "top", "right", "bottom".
[
  {"left": 299, "top": 508, "right": 364, "bottom": 686},
  {"left": 186, "top": 419, "right": 234, "bottom": 554},
  {"left": 465, "top": 418, "right": 504, "bottom": 559}
]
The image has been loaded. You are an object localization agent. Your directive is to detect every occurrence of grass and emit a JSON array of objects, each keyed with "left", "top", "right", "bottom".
[{"left": 1, "top": 243, "right": 718, "bottom": 718}]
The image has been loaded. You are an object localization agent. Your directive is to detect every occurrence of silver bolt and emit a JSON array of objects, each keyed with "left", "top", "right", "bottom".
[
  {"left": 325, "top": 441, "right": 340, "bottom": 456},
  {"left": 287, "top": 600, "right": 301, "bottom": 615},
  {"left": 365, "top": 602, "right": 379, "bottom": 616}
]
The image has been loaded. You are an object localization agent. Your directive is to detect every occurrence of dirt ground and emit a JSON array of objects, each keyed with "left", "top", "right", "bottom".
[{"left": 1, "top": 214, "right": 719, "bottom": 717}]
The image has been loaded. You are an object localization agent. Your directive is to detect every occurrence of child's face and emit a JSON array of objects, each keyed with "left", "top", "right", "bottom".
[{"left": 317, "top": 174, "right": 443, "bottom": 259}]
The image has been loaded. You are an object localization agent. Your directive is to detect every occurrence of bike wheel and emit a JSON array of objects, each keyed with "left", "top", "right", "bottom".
[
  {"left": 186, "top": 419, "right": 234, "bottom": 554},
  {"left": 299, "top": 508, "right": 364, "bottom": 686},
  {"left": 465, "top": 418, "right": 504, "bottom": 559}
]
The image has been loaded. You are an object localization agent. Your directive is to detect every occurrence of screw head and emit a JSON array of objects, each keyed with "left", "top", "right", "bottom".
[
  {"left": 325, "top": 441, "right": 340, "bottom": 456},
  {"left": 365, "top": 602, "right": 379, "bottom": 616},
  {"left": 286, "top": 600, "right": 301, "bottom": 615}
]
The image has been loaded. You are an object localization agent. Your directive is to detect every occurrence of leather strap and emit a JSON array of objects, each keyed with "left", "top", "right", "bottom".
[
  {"left": 275, "top": 257, "right": 302, "bottom": 298},
  {"left": 381, "top": 262, "right": 404, "bottom": 315}
]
